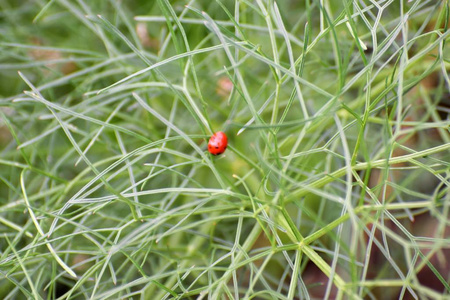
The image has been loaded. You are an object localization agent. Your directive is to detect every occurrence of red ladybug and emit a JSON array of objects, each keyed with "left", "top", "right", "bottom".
[{"left": 208, "top": 131, "right": 228, "bottom": 155}]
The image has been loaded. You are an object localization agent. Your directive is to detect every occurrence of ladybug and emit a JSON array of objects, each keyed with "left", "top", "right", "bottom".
[{"left": 208, "top": 131, "right": 228, "bottom": 155}]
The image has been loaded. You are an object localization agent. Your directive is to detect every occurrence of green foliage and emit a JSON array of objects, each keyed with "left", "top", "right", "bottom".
[{"left": 1, "top": 0, "right": 449, "bottom": 299}]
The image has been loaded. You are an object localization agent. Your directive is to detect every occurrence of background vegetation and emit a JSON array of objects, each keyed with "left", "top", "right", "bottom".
[{"left": 0, "top": 0, "right": 449, "bottom": 299}]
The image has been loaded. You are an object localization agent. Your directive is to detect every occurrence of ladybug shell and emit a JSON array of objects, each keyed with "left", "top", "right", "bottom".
[{"left": 208, "top": 131, "right": 228, "bottom": 155}]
